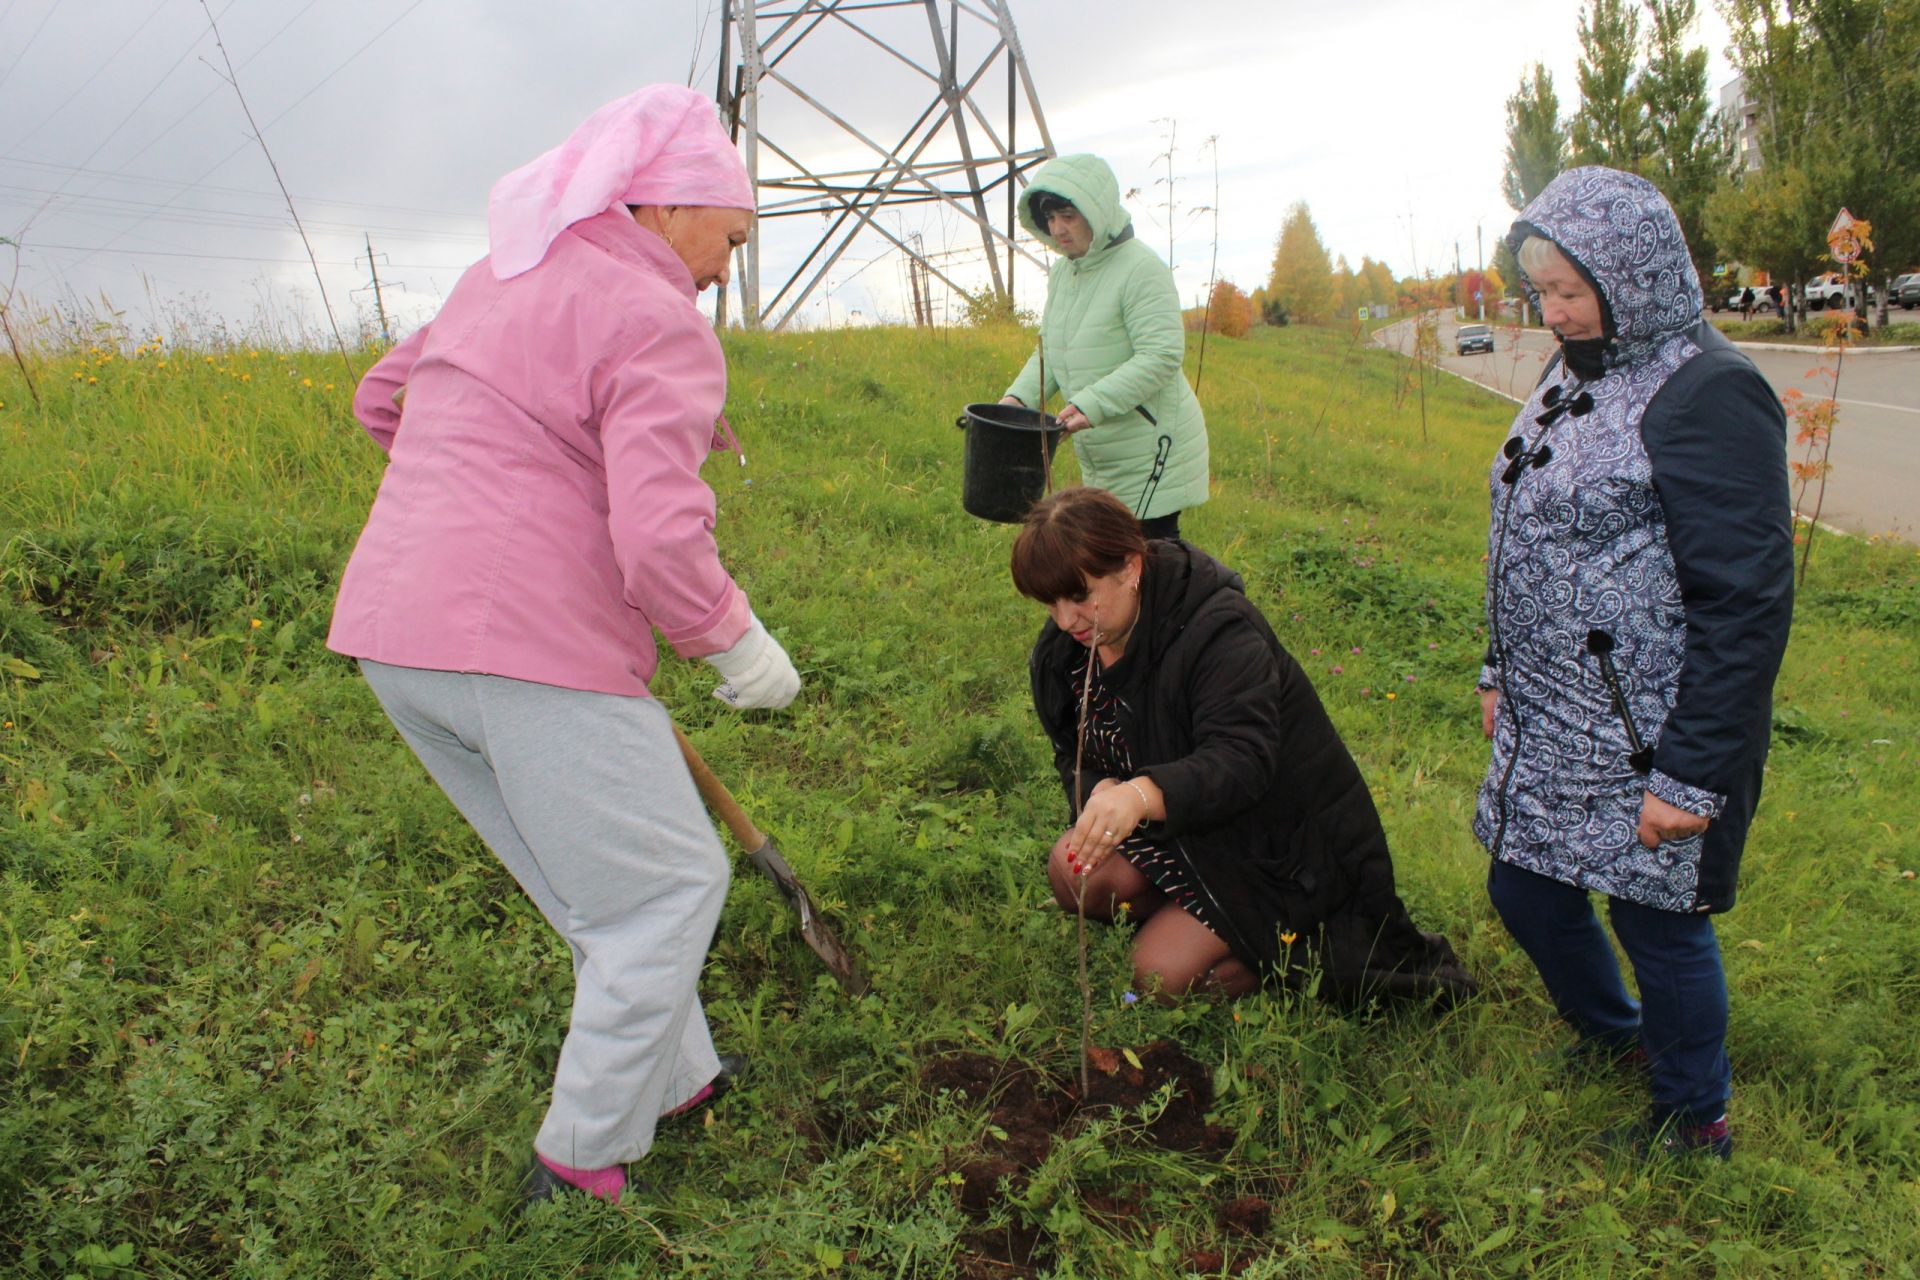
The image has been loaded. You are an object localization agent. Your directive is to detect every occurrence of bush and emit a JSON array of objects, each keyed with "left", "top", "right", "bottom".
[{"left": 958, "top": 288, "right": 1036, "bottom": 329}]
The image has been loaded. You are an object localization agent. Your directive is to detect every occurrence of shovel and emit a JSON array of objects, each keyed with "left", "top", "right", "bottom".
[{"left": 672, "top": 723, "right": 867, "bottom": 996}]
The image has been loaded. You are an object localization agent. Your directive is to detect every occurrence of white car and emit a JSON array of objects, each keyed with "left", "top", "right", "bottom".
[{"left": 1804, "top": 272, "right": 1876, "bottom": 311}]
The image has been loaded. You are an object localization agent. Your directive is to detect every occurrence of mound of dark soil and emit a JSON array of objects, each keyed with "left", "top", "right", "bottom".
[{"left": 922, "top": 1040, "right": 1256, "bottom": 1277}]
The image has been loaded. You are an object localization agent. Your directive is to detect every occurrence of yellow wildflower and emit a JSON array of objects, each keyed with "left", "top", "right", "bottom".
[
  {"left": 1280, "top": 930, "right": 1298, "bottom": 946},
  {"left": 1385, "top": 692, "right": 1397, "bottom": 701},
  {"left": 301, "top": 378, "right": 313, "bottom": 388},
  {"left": 250, "top": 618, "right": 262, "bottom": 629}
]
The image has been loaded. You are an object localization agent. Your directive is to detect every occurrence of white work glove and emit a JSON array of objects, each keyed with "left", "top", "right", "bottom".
[{"left": 705, "top": 615, "right": 801, "bottom": 710}]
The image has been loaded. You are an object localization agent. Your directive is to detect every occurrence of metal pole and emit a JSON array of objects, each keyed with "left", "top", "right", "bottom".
[
  {"left": 713, "top": 1, "right": 735, "bottom": 330},
  {"left": 739, "top": 0, "right": 764, "bottom": 328},
  {"left": 363, "top": 234, "right": 391, "bottom": 343}
]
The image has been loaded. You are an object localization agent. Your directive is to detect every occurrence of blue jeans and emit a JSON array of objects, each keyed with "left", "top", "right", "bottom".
[{"left": 1487, "top": 859, "right": 1731, "bottom": 1125}]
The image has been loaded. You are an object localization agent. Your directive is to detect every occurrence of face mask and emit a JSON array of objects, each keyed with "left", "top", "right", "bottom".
[{"left": 1561, "top": 337, "right": 1611, "bottom": 380}]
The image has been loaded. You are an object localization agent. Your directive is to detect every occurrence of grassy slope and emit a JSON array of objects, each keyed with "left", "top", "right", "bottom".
[{"left": 2, "top": 326, "right": 1917, "bottom": 1278}]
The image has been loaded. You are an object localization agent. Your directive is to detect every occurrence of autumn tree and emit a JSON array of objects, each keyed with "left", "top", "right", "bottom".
[
  {"left": 1569, "top": 0, "right": 1648, "bottom": 168},
  {"left": 1205, "top": 280, "right": 1253, "bottom": 338},
  {"left": 1267, "top": 201, "right": 1335, "bottom": 326},
  {"left": 1358, "top": 256, "right": 1397, "bottom": 311},
  {"left": 1333, "top": 255, "right": 1368, "bottom": 320}
]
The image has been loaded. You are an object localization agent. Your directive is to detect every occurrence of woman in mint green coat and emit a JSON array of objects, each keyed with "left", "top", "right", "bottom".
[{"left": 1001, "top": 154, "right": 1208, "bottom": 538}]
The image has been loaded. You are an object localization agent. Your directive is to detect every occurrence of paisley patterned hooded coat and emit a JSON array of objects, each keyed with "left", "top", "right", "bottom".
[{"left": 1475, "top": 167, "right": 1794, "bottom": 914}]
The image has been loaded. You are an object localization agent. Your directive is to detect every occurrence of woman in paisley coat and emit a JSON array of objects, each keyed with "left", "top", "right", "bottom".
[{"left": 1476, "top": 166, "right": 1794, "bottom": 1160}]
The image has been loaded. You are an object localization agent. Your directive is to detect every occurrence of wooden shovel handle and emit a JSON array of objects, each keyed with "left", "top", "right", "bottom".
[{"left": 672, "top": 723, "right": 767, "bottom": 851}]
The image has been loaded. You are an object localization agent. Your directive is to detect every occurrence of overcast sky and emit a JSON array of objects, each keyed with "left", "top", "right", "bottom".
[{"left": 0, "top": 0, "right": 1737, "bottom": 340}]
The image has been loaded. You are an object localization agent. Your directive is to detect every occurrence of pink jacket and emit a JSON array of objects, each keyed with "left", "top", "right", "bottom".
[{"left": 327, "top": 207, "right": 752, "bottom": 696}]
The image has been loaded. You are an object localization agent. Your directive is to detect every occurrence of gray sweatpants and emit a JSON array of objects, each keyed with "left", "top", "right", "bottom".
[{"left": 360, "top": 660, "right": 727, "bottom": 1169}]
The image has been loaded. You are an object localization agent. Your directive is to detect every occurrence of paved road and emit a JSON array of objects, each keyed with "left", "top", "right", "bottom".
[{"left": 1376, "top": 313, "right": 1920, "bottom": 540}]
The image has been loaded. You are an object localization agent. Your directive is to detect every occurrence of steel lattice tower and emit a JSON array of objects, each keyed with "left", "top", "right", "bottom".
[{"left": 714, "top": 0, "right": 1054, "bottom": 330}]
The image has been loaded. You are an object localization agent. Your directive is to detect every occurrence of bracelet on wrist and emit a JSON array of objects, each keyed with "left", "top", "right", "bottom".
[{"left": 1124, "top": 778, "right": 1151, "bottom": 816}]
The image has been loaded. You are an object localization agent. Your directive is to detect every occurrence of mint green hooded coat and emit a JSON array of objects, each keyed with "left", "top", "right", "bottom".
[{"left": 1004, "top": 154, "right": 1208, "bottom": 520}]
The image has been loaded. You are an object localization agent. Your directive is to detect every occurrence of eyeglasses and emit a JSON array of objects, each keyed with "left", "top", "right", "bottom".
[{"left": 1500, "top": 383, "right": 1594, "bottom": 484}]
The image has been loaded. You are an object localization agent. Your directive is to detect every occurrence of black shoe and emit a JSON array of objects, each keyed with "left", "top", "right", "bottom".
[
  {"left": 711, "top": 1053, "right": 748, "bottom": 1101},
  {"left": 662, "top": 1053, "right": 749, "bottom": 1120},
  {"left": 520, "top": 1157, "right": 638, "bottom": 1207},
  {"left": 521, "top": 1158, "right": 575, "bottom": 1206},
  {"left": 1593, "top": 1113, "right": 1733, "bottom": 1163}
]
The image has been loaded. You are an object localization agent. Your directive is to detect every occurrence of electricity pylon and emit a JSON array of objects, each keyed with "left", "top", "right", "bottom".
[{"left": 714, "top": 0, "right": 1054, "bottom": 330}]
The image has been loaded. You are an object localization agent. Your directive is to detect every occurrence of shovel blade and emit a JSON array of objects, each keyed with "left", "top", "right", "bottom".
[{"left": 748, "top": 837, "right": 867, "bottom": 996}]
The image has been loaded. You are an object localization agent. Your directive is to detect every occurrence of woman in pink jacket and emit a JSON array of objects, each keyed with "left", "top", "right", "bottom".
[{"left": 329, "top": 85, "right": 798, "bottom": 1206}]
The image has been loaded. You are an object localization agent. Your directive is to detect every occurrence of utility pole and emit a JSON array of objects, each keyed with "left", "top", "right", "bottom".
[
  {"left": 1454, "top": 239, "right": 1463, "bottom": 319},
  {"left": 1476, "top": 223, "right": 1485, "bottom": 321},
  {"left": 355, "top": 234, "right": 397, "bottom": 344},
  {"left": 718, "top": 0, "right": 1053, "bottom": 331}
]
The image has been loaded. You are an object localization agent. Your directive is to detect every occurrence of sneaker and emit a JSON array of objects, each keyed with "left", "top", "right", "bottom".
[
  {"left": 662, "top": 1053, "right": 748, "bottom": 1120},
  {"left": 520, "top": 1155, "right": 628, "bottom": 1207},
  {"left": 1594, "top": 1113, "right": 1733, "bottom": 1162}
]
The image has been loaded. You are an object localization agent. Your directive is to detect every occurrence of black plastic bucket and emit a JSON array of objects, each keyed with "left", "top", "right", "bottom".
[{"left": 955, "top": 402, "right": 1064, "bottom": 524}]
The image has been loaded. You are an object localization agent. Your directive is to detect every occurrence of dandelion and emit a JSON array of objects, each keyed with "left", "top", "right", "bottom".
[
  {"left": 324, "top": 383, "right": 335, "bottom": 392},
  {"left": 3, "top": 720, "right": 13, "bottom": 729},
  {"left": 250, "top": 618, "right": 263, "bottom": 629},
  {"left": 1386, "top": 692, "right": 1397, "bottom": 701},
  {"left": 241, "top": 373, "right": 252, "bottom": 383},
  {"left": 301, "top": 378, "right": 313, "bottom": 389},
  {"left": 157, "top": 359, "right": 168, "bottom": 369},
  {"left": 87, "top": 376, "right": 98, "bottom": 385}
]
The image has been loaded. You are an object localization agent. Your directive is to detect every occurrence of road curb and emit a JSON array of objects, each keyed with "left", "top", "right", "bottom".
[{"left": 1730, "top": 341, "right": 1919, "bottom": 355}]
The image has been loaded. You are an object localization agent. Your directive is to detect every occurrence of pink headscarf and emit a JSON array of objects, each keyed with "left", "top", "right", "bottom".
[{"left": 487, "top": 84, "right": 754, "bottom": 280}]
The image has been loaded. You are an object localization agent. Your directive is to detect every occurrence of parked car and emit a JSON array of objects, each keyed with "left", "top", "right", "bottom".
[
  {"left": 1893, "top": 272, "right": 1920, "bottom": 310},
  {"left": 1456, "top": 323, "right": 1494, "bottom": 355},
  {"left": 1804, "top": 272, "right": 1877, "bottom": 311}
]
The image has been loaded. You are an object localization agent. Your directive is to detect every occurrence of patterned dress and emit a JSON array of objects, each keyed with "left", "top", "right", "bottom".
[{"left": 1067, "top": 649, "right": 1221, "bottom": 936}]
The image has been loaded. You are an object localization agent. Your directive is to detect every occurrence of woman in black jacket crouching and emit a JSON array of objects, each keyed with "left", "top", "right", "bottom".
[{"left": 1015, "top": 487, "right": 1473, "bottom": 1004}]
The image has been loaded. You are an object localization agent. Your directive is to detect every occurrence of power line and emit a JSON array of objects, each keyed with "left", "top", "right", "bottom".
[
  {"left": 9, "top": 0, "right": 243, "bottom": 237},
  {"left": 51, "top": 0, "right": 432, "bottom": 275},
  {"left": 5, "top": 1, "right": 173, "bottom": 154},
  {"left": 0, "top": 156, "right": 484, "bottom": 226},
  {"left": 0, "top": 183, "right": 488, "bottom": 242},
  {"left": 0, "top": 0, "right": 58, "bottom": 98},
  {"left": 64, "top": 0, "right": 327, "bottom": 184}
]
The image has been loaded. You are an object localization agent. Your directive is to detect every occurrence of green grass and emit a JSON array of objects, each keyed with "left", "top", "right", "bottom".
[{"left": 3, "top": 323, "right": 1918, "bottom": 1277}]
